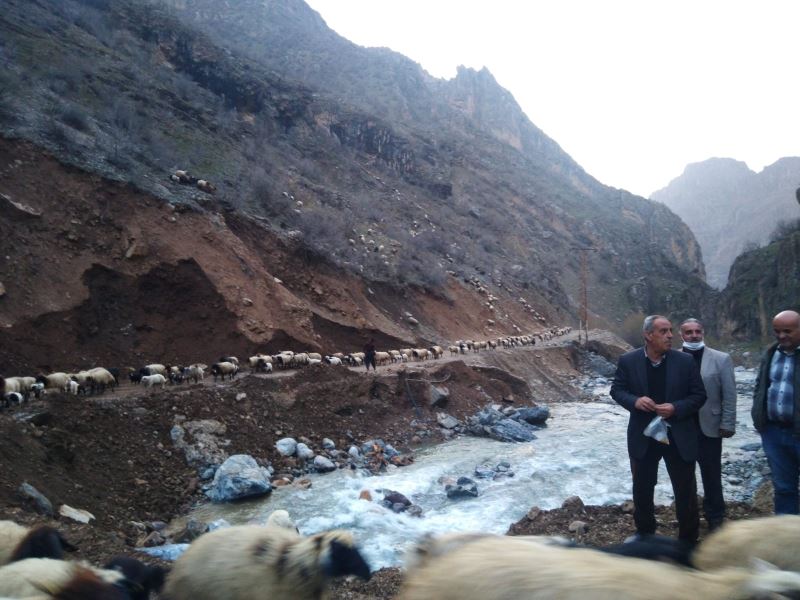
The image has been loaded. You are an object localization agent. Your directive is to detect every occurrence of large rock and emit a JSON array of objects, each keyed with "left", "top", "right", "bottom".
[
  {"left": 437, "top": 412, "right": 459, "bottom": 429},
  {"left": 446, "top": 476, "right": 479, "bottom": 499},
  {"left": 275, "top": 438, "right": 298, "bottom": 457},
  {"left": 429, "top": 385, "right": 450, "bottom": 408},
  {"left": 170, "top": 419, "right": 229, "bottom": 474},
  {"left": 513, "top": 406, "right": 550, "bottom": 426},
  {"left": 487, "top": 418, "right": 537, "bottom": 442},
  {"left": 313, "top": 455, "right": 336, "bottom": 473},
  {"left": 18, "top": 482, "right": 53, "bottom": 516},
  {"left": 205, "top": 455, "right": 272, "bottom": 502},
  {"left": 295, "top": 443, "right": 314, "bottom": 461}
]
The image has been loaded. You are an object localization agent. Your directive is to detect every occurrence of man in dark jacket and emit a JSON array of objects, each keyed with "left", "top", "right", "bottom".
[
  {"left": 752, "top": 309, "right": 800, "bottom": 514},
  {"left": 363, "top": 338, "right": 377, "bottom": 371},
  {"left": 611, "top": 315, "right": 707, "bottom": 545}
]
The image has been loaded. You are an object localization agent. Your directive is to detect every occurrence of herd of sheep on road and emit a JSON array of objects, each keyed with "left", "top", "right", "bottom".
[{"left": 1, "top": 328, "right": 571, "bottom": 407}]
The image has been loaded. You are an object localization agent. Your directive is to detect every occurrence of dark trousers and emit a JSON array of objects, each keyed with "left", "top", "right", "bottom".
[
  {"left": 365, "top": 354, "right": 376, "bottom": 370},
  {"left": 697, "top": 433, "right": 725, "bottom": 526},
  {"left": 761, "top": 422, "right": 800, "bottom": 514},
  {"left": 631, "top": 438, "right": 699, "bottom": 543}
]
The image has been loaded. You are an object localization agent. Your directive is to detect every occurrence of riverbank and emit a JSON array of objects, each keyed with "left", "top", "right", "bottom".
[{"left": 2, "top": 333, "right": 771, "bottom": 599}]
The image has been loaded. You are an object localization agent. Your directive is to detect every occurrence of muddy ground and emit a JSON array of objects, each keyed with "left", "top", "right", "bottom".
[{"left": 0, "top": 338, "right": 768, "bottom": 599}]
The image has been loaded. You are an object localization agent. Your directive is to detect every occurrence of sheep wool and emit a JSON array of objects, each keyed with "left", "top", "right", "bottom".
[
  {"left": 163, "top": 525, "right": 370, "bottom": 600},
  {"left": 692, "top": 515, "right": 800, "bottom": 572},
  {"left": 398, "top": 533, "right": 800, "bottom": 600},
  {"left": 0, "top": 558, "right": 128, "bottom": 599},
  {"left": 0, "top": 521, "right": 75, "bottom": 566}
]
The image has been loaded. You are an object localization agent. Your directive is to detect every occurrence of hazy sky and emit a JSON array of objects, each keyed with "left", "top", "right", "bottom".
[{"left": 304, "top": 0, "right": 799, "bottom": 198}]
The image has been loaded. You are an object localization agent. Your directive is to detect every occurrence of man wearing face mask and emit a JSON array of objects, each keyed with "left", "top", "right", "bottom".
[{"left": 679, "top": 318, "right": 736, "bottom": 532}]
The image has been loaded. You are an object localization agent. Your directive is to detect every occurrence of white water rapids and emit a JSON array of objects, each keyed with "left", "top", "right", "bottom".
[{"left": 152, "top": 370, "right": 763, "bottom": 570}]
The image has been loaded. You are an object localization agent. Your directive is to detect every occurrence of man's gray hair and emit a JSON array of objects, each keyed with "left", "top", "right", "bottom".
[
  {"left": 680, "top": 317, "right": 704, "bottom": 329},
  {"left": 642, "top": 314, "right": 668, "bottom": 333}
]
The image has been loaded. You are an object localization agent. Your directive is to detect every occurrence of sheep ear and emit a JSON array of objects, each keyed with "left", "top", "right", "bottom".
[{"left": 750, "top": 557, "right": 779, "bottom": 573}]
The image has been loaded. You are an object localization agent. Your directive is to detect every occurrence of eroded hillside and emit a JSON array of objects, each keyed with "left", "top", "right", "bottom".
[{"left": 0, "top": 139, "right": 553, "bottom": 372}]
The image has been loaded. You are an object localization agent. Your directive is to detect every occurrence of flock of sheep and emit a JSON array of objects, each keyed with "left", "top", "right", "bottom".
[
  {"left": 0, "top": 328, "right": 572, "bottom": 405},
  {"left": 1, "top": 511, "right": 799, "bottom": 599}
]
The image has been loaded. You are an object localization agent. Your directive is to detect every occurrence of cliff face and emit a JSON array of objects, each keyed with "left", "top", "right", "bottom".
[
  {"left": 717, "top": 222, "right": 800, "bottom": 343},
  {"left": 652, "top": 157, "right": 800, "bottom": 288},
  {"left": 0, "top": 0, "right": 714, "bottom": 369}
]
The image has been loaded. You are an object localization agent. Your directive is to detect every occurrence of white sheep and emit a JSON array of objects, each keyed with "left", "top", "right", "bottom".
[
  {"left": 141, "top": 374, "right": 167, "bottom": 389},
  {"left": 2, "top": 392, "right": 23, "bottom": 408},
  {"left": 144, "top": 364, "right": 167, "bottom": 376},
  {"left": 324, "top": 356, "right": 342, "bottom": 366},
  {"left": 163, "top": 525, "right": 370, "bottom": 600},
  {"left": 692, "top": 515, "right": 800, "bottom": 572},
  {"left": 265, "top": 510, "right": 298, "bottom": 532},
  {"left": 86, "top": 367, "right": 116, "bottom": 393},
  {"left": 36, "top": 373, "right": 71, "bottom": 392},
  {"left": 211, "top": 361, "right": 238, "bottom": 381},
  {"left": 399, "top": 533, "right": 800, "bottom": 600},
  {"left": 196, "top": 179, "right": 216, "bottom": 193},
  {"left": 0, "top": 558, "right": 128, "bottom": 598},
  {"left": 182, "top": 365, "right": 205, "bottom": 383},
  {"left": 66, "top": 380, "right": 80, "bottom": 395},
  {"left": 0, "top": 521, "right": 76, "bottom": 566}
]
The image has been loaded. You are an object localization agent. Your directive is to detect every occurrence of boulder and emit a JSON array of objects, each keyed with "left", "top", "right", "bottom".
[
  {"left": 487, "top": 418, "right": 537, "bottom": 442},
  {"left": 322, "top": 438, "right": 336, "bottom": 450},
  {"left": 296, "top": 443, "right": 314, "bottom": 461},
  {"left": 474, "top": 464, "right": 496, "bottom": 479},
  {"left": 18, "top": 482, "right": 53, "bottom": 516},
  {"left": 445, "top": 476, "right": 479, "bottom": 499},
  {"left": 429, "top": 385, "right": 450, "bottom": 408},
  {"left": 437, "top": 412, "right": 459, "bottom": 429},
  {"left": 513, "top": 406, "right": 550, "bottom": 426},
  {"left": 313, "top": 455, "right": 336, "bottom": 473},
  {"left": 382, "top": 490, "right": 412, "bottom": 512},
  {"left": 205, "top": 455, "right": 272, "bottom": 502},
  {"left": 276, "top": 438, "right": 298, "bottom": 457}
]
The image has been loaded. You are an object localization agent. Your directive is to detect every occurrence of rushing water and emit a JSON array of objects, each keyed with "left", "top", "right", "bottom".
[{"left": 168, "top": 369, "right": 764, "bottom": 570}]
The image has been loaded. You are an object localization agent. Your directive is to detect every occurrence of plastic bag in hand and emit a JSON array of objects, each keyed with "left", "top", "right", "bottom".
[{"left": 644, "top": 415, "right": 670, "bottom": 445}]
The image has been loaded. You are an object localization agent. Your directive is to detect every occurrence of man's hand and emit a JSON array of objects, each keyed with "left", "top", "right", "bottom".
[
  {"left": 654, "top": 403, "right": 676, "bottom": 418},
  {"left": 635, "top": 396, "right": 657, "bottom": 412},
  {"left": 719, "top": 428, "right": 735, "bottom": 438}
]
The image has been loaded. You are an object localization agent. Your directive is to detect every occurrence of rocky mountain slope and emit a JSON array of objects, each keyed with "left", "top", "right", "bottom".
[
  {"left": 0, "top": 0, "right": 714, "bottom": 369},
  {"left": 717, "top": 219, "right": 800, "bottom": 343},
  {"left": 652, "top": 157, "right": 800, "bottom": 288}
]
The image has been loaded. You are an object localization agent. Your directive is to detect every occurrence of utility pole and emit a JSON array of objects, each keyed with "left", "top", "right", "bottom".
[{"left": 572, "top": 244, "right": 597, "bottom": 346}]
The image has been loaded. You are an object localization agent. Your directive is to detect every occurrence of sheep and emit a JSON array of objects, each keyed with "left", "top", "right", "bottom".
[
  {"left": 196, "top": 179, "right": 216, "bottom": 193},
  {"left": 143, "top": 364, "right": 167, "bottom": 376},
  {"left": 172, "top": 170, "right": 192, "bottom": 184},
  {"left": 162, "top": 525, "right": 370, "bottom": 600},
  {"left": 374, "top": 351, "right": 391, "bottom": 366},
  {"left": 168, "top": 365, "right": 185, "bottom": 385},
  {"left": 36, "top": 373, "right": 71, "bottom": 392},
  {"left": 210, "top": 362, "right": 238, "bottom": 381},
  {"left": 218, "top": 356, "right": 239, "bottom": 366},
  {"left": 398, "top": 532, "right": 800, "bottom": 600},
  {"left": 291, "top": 353, "right": 310, "bottom": 368},
  {"left": 30, "top": 382, "right": 45, "bottom": 398},
  {"left": 692, "top": 515, "right": 800, "bottom": 573},
  {"left": 308, "top": 358, "right": 322, "bottom": 366},
  {"left": 0, "top": 521, "right": 77, "bottom": 566},
  {"left": 0, "top": 558, "right": 131, "bottom": 599},
  {"left": 182, "top": 365, "right": 205, "bottom": 384},
  {"left": 429, "top": 345, "right": 444, "bottom": 359},
  {"left": 6, "top": 376, "right": 35, "bottom": 399},
  {"left": 249, "top": 355, "right": 273, "bottom": 373},
  {"left": 448, "top": 345, "right": 460, "bottom": 356},
  {"left": 86, "top": 367, "right": 116, "bottom": 394},
  {"left": 274, "top": 353, "right": 295, "bottom": 369},
  {"left": 307, "top": 353, "right": 322, "bottom": 361},
  {"left": 140, "top": 374, "right": 167, "bottom": 389},
  {"left": 324, "top": 356, "right": 342, "bottom": 366},
  {"left": 103, "top": 556, "right": 168, "bottom": 600},
  {"left": 2, "top": 392, "right": 23, "bottom": 408}
]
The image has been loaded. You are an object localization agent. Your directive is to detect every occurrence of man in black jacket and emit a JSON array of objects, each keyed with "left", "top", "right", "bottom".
[{"left": 611, "top": 315, "right": 707, "bottom": 545}]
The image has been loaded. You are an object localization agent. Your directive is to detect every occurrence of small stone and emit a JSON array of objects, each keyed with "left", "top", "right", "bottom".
[
  {"left": 359, "top": 490, "right": 373, "bottom": 501},
  {"left": 235, "top": 393, "right": 247, "bottom": 401},
  {"left": 242, "top": 298, "right": 253, "bottom": 306},
  {"left": 561, "top": 496, "right": 585, "bottom": 512},
  {"left": 621, "top": 500, "right": 635, "bottom": 514},
  {"left": 569, "top": 520, "right": 589, "bottom": 535},
  {"left": 58, "top": 504, "right": 95, "bottom": 524}
]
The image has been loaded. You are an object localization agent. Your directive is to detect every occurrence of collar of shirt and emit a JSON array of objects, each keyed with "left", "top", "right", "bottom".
[{"left": 644, "top": 346, "right": 665, "bottom": 368}]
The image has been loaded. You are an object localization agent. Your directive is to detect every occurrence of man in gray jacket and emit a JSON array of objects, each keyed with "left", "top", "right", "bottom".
[{"left": 680, "top": 318, "right": 737, "bottom": 531}]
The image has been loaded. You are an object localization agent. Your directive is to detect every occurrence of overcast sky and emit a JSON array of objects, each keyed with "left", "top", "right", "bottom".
[{"left": 304, "top": 0, "right": 799, "bottom": 198}]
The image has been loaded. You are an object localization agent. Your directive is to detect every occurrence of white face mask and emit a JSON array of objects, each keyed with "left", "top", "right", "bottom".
[{"left": 682, "top": 341, "right": 705, "bottom": 351}]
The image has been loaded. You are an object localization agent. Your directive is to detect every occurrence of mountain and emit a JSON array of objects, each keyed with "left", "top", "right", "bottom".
[
  {"left": 717, "top": 218, "right": 800, "bottom": 343},
  {"left": 652, "top": 157, "right": 800, "bottom": 289},
  {"left": 0, "top": 0, "right": 712, "bottom": 369}
]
